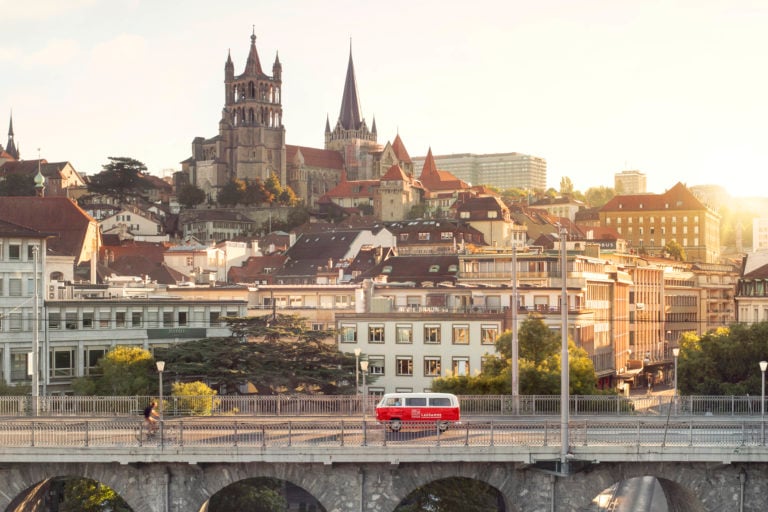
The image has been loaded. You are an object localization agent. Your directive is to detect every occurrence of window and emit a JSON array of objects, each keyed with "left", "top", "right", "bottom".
[
  {"left": 441, "top": 232, "right": 453, "bottom": 240},
  {"left": 487, "top": 210, "right": 498, "bottom": 219},
  {"left": 51, "top": 348, "right": 75, "bottom": 377},
  {"left": 11, "top": 353, "right": 28, "bottom": 381},
  {"left": 311, "top": 323, "right": 324, "bottom": 331},
  {"left": 459, "top": 211, "right": 470, "bottom": 219},
  {"left": 163, "top": 312, "right": 173, "bottom": 327},
  {"left": 209, "top": 311, "right": 221, "bottom": 326},
  {"left": 481, "top": 325, "right": 498, "bottom": 345},
  {"left": 424, "top": 357, "right": 442, "bottom": 376},
  {"left": 340, "top": 324, "right": 357, "bottom": 343},
  {"left": 368, "top": 325, "right": 385, "bottom": 343},
  {"left": 132, "top": 312, "right": 143, "bottom": 327},
  {"left": 368, "top": 356, "right": 385, "bottom": 375},
  {"left": 424, "top": 325, "right": 441, "bottom": 344},
  {"left": 116, "top": 312, "right": 126, "bottom": 327},
  {"left": 65, "top": 313, "right": 78, "bottom": 330},
  {"left": 9, "top": 313, "right": 21, "bottom": 331},
  {"left": 452, "top": 357, "right": 470, "bottom": 376},
  {"left": 428, "top": 265, "right": 440, "bottom": 272},
  {"left": 452, "top": 325, "right": 469, "bottom": 344},
  {"left": 418, "top": 232, "right": 430, "bottom": 241},
  {"left": 396, "top": 324, "right": 413, "bottom": 344},
  {"left": 82, "top": 312, "right": 94, "bottom": 328},
  {"left": 8, "top": 244, "right": 20, "bottom": 260},
  {"left": 178, "top": 311, "right": 188, "bottom": 326},
  {"left": 48, "top": 312, "right": 61, "bottom": 329},
  {"left": 99, "top": 312, "right": 110, "bottom": 328},
  {"left": 396, "top": 356, "right": 413, "bottom": 376},
  {"left": 9, "top": 278, "right": 21, "bottom": 296},
  {"left": 84, "top": 348, "right": 107, "bottom": 376}
]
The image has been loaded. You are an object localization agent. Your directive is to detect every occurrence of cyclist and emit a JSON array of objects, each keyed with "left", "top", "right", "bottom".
[{"left": 143, "top": 400, "right": 160, "bottom": 435}]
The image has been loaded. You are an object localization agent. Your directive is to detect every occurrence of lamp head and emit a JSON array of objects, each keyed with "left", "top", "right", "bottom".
[
  {"left": 360, "top": 361, "right": 369, "bottom": 372},
  {"left": 672, "top": 348, "right": 680, "bottom": 357},
  {"left": 156, "top": 361, "right": 166, "bottom": 372},
  {"left": 354, "top": 348, "right": 361, "bottom": 357},
  {"left": 760, "top": 361, "right": 768, "bottom": 372}
]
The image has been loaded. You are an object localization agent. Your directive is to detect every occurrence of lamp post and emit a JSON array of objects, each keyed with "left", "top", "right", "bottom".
[
  {"left": 672, "top": 348, "right": 680, "bottom": 415},
  {"left": 360, "top": 360, "right": 369, "bottom": 422},
  {"left": 760, "top": 361, "right": 767, "bottom": 444},
  {"left": 559, "top": 226, "right": 569, "bottom": 472},
  {"left": 31, "top": 244, "right": 40, "bottom": 416},
  {"left": 511, "top": 244, "right": 519, "bottom": 414},
  {"left": 354, "top": 348, "right": 361, "bottom": 396},
  {"left": 156, "top": 361, "right": 165, "bottom": 423}
]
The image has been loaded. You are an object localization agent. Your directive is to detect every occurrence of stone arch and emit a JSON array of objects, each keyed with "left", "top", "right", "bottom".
[
  {"left": 188, "top": 463, "right": 347, "bottom": 512},
  {"left": 0, "top": 463, "right": 153, "bottom": 512}
]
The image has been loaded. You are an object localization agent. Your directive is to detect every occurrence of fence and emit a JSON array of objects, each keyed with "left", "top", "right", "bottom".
[{"left": 0, "top": 394, "right": 766, "bottom": 418}]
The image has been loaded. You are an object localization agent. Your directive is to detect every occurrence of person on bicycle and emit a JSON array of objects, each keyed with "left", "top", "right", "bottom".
[{"left": 143, "top": 400, "right": 160, "bottom": 434}]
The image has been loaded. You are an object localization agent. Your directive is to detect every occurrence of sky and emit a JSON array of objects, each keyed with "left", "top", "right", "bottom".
[{"left": 2, "top": 0, "right": 767, "bottom": 198}]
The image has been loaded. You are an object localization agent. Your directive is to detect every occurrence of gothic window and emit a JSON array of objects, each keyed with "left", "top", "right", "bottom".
[
  {"left": 249, "top": 108, "right": 255, "bottom": 124},
  {"left": 249, "top": 82, "right": 255, "bottom": 98}
]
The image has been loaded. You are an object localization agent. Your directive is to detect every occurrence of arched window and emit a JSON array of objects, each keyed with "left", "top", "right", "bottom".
[{"left": 248, "top": 82, "right": 255, "bottom": 98}]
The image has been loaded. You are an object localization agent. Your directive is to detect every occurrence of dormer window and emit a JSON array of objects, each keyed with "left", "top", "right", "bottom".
[
  {"left": 459, "top": 211, "right": 470, "bottom": 219},
  {"left": 382, "top": 266, "right": 392, "bottom": 274},
  {"left": 429, "top": 265, "right": 440, "bottom": 272},
  {"left": 488, "top": 211, "right": 498, "bottom": 219}
]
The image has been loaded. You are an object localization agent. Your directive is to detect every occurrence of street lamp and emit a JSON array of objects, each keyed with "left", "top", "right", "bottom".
[
  {"left": 354, "top": 348, "right": 361, "bottom": 396},
  {"left": 156, "top": 361, "right": 165, "bottom": 423},
  {"left": 360, "top": 360, "right": 369, "bottom": 422},
  {"left": 559, "top": 225, "right": 569, "bottom": 472},
  {"left": 672, "top": 348, "right": 680, "bottom": 415},
  {"left": 760, "top": 361, "right": 767, "bottom": 444}
]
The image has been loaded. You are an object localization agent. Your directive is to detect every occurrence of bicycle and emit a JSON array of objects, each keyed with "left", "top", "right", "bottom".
[{"left": 136, "top": 419, "right": 159, "bottom": 443}]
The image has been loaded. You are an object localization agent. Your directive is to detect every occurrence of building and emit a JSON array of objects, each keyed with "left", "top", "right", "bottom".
[
  {"left": 412, "top": 152, "right": 547, "bottom": 191},
  {"left": 735, "top": 251, "right": 768, "bottom": 324},
  {"left": 614, "top": 170, "right": 647, "bottom": 194},
  {"left": 599, "top": 182, "right": 722, "bottom": 263},
  {"left": 753, "top": 218, "right": 768, "bottom": 252}
]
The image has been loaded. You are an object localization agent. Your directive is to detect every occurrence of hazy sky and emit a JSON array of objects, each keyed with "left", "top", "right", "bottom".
[{"left": 2, "top": 0, "right": 766, "bottom": 197}]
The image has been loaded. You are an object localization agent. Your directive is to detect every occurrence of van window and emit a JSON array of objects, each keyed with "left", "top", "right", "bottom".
[
  {"left": 429, "top": 397, "right": 452, "bottom": 407},
  {"left": 405, "top": 397, "right": 427, "bottom": 407}
]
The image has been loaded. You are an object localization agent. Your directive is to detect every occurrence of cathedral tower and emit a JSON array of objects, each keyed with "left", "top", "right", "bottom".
[
  {"left": 324, "top": 45, "right": 379, "bottom": 181},
  {"left": 220, "top": 30, "right": 286, "bottom": 185}
]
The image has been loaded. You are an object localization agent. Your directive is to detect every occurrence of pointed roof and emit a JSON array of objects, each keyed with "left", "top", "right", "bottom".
[
  {"left": 417, "top": 147, "right": 469, "bottom": 193},
  {"left": 391, "top": 134, "right": 412, "bottom": 164},
  {"left": 244, "top": 31, "right": 264, "bottom": 76},
  {"left": 381, "top": 164, "right": 408, "bottom": 181},
  {"left": 338, "top": 46, "right": 363, "bottom": 130},
  {"left": 419, "top": 148, "right": 439, "bottom": 180},
  {"left": 601, "top": 182, "right": 712, "bottom": 213},
  {"left": 5, "top": 112, "right": 18, "bottom": 160}
]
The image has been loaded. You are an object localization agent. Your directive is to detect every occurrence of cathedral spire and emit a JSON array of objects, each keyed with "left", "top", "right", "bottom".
[
  {"left": 6, "top": 111, "right": 19, "bottom": 160},
  {"left": 338, "top": 43, "right": 363, "bottom": 131},
  {"left": 244, "top": 27, "right": 263, "bottom": 76}
]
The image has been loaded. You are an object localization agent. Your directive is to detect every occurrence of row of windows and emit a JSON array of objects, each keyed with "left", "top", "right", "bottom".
[
  {"left": 0, "top": 242, "right": 40, "bottom": 262},
  {"left": 0, "top": 276, "right": 39, "bottom": 297},
  {"left": 340, "top": 324, "right": 499, "bottom": 345},
  {"left": 610, "top": 215, "right": 699, "bottom": 224},
  {"left": 5, "top": 347, "right": 107, "bottom": 381},
  {"left": 363, "top": 355, "right": 472, "bottom": 377},
  {"left": 0, "top": 311, "right": 239, "bottom": 331}
]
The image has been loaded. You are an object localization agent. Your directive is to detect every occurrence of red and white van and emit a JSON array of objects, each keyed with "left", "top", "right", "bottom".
[{"left": 375, "top": 392, "right": 460, "bottom": 431}]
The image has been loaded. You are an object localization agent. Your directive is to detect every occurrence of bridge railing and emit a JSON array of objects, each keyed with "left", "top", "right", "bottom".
[
  {"left": 0, "top": 418, "right": 767, "bottom": 449},
  {"left": 0, "top": 394, "right": 765, "bottom": 418}
]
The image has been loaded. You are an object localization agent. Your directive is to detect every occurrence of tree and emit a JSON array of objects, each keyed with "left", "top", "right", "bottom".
[
  {"left": 217, "top": 179, "right": 245, "bottom": 207},
  {"left": 264, "top": 171, "right": 283, "bottom": 203},
  {"left": 395, "top": 477, "right": 503, "bottom": 512},
  {"left": 177, "top": 183, "right": 206, "bottom": 209},
  {"left": 0, "top": 173, "right": 35, "bottom": 196},
  {"left": 155, "top": 314, "right": 365, "bottom": 395},
  {"left": 559, "top": 176, "right": 574, "bottom": 195},
  {"left": 242, "top": 178, "right": 271, "bottom": 205},
  {"left": 665, "top": 240, "right": 687, "bottom": 261},
  {"left": 87, "top": 156, "right": 150, "bottom": 203},
  {"left": 432, "top": 315, "right": 600, "bottom": 395},
  {"left": 58, "top": 478, "right": 131, "bottom": 512},
  {"left": 72, "top": 346, "right": 156, "bottom": 396},
  {"left": 278, "top": 186, "right": 298, "bottom": 206},
  {"left": 584, "top": 186, "right": 616, "bottom": 208},
  {"left": 678, "top": 323, "right": 768, "bottom": 396},
  {"left": 172, "top": 381, "right": 220, "bottom": 415}
]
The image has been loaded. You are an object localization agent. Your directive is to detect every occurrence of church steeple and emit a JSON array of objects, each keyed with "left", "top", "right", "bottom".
[
  {"left": 5, "top": 112, "right": 19, "bottom": 160},
  {"left": 338, "top": 44, "right": 363, "bottom": 131},
  {"left": 244, "top": 27, "right": 263, "bottom": 76}
]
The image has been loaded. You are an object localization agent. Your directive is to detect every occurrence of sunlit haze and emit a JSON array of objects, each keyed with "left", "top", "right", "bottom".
[{"left": 2, "top": 0, "right": 767, "bottom": 197}]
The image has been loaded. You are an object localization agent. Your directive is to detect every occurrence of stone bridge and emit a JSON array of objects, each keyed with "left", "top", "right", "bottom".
[{"left": 1, "top": 459, "right": 764, "bottom": 512}]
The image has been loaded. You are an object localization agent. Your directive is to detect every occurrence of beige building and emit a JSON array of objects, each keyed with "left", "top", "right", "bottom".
[
  {"left": 614, "top": 170, "right": 647, "bottom": 194},
  {"left": 599, "top": 182, "right": 721, "bottom": 263},
  {"left": 412, "top": 152, "right": 547, "bottom": 191}
]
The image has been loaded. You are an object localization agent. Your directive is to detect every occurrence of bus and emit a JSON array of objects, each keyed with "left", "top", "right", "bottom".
[{"left": 375, "top": 392, "right": 460, "bottom": 431}]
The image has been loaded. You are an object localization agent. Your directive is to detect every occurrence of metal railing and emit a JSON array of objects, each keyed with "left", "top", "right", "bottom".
[
  {"left": 0, "top": 394, "right": 766, "bottom": 418},
  {"left": 0, "top": 418, "right": 767, "bottom": 449}
]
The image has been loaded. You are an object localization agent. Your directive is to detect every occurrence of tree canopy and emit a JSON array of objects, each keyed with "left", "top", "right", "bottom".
[
  {"left": 71, "top": 346, "right": 156, "bottom": 396},
  {"left": 677, "top": 323, "right": 768, "bottom": 395},
  {"left": 0, "top": 173, "right": 35, "bottom": 196},
  {"left": 432, "top": 315, "right": 601, "bottom": 395},
  {"left": 87, "top": 156, "right": 150, "bottom": 203},
  {"left": 154, "top": 314, "right": 365, "bottom": 395},
  {"left": 177, "top": 183, "right": 207, "bottom": 209}
]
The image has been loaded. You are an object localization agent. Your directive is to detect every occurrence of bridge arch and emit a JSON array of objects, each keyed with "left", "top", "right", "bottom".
[{"left": 0, "top": 463, "right": 152, "bottom": 512}]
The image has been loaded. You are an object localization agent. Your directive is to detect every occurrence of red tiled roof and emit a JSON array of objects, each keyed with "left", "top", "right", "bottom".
[
  {"left": 601, "top": 182, "right": 707, "bottom": 212},
  {"left": 381, "top": 164, "right": 408, "bottom": 181},
  {"left": 0, "top": 197, "right": 96, "bottom": 258},
  {"left": 324, "top": 179, "right": 379, "bottom": 199},
  {"left": 391, "top": 135, "right": 412, "bottom": 164},
  {"left": 286, "top": 145, "right": 344, "bottom": 170},
  {"left": 418, "top": 148, "right": 468, "bottom": 192}
]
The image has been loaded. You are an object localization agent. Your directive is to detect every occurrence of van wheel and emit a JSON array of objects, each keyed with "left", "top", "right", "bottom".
[
  {"left": 389, "top": 419, "right": 402, "bottom": 432},
  {"left": 438, "top": 421, "right": 449, "bottom": 432}
]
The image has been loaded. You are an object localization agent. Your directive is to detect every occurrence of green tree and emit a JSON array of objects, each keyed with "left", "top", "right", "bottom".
[
  {"left": 171, "top": 381, "right": 220, "bottom": 415},
  {"left": 559, "top": 176, "right": 574, "bottom": 195},
  {"left": 87, "top": 156, "right": 150, "bottom": 203},
  {"left": 0, "top": 173, "right": 35, "bottom": 196},
  {"left": 217, "top": 179, "right": 245, "bottom": 207},
  {"left": 406, "top": 203, "right": 429, "bottom": 219},
  {"left": 177, "top": 183, "right": 206, "bottom": 209},
  {"left": 242, "top": 178, "right": 271, "bottom": 205},
  {"left": 678, "top": 323, "right": 768, "bottom": 395},
  {"left": 278, "top": 186, "right": 298, "bottom": 206},
  {"left": 58, "top": 478, "right": 131, "bottom": 512},
  {"left": 72, "top": 346, "right": 156, "bottom": 396},
  {"left": 209, "top": 479, "right": 289, "bottom": 512},
  {"left": 395, "top": 477, "right": 503, "bottom": 512},
  {"left": 155, "top": 314, "right": 364, "bottom": 395}
]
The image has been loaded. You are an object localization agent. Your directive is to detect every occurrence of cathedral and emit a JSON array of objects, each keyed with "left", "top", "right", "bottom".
[{"left": 183, "top": 30, "right": 416, "bottom": 209}]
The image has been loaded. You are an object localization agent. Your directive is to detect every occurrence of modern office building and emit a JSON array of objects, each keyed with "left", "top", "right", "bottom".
[
  {"left": 412, "top": 152, "right": 547, "bottom": 191},
  {"left": 614, "top": 170, "right": 647, "bottom": 194}
]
